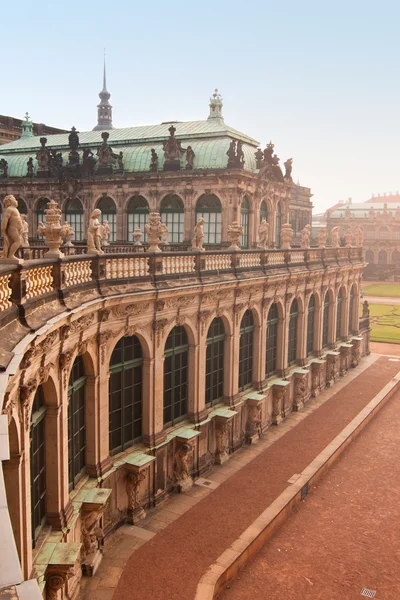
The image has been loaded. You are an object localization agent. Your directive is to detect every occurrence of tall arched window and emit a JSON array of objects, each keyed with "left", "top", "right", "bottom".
[
  {"left": 260, "top": 200, "right": 268, "bottom": 223},
  {"left": 266, "top": 303, "right": 278, "bottom": 377},
  {"left": 36, "top": 197, "right": 50, "bottom": 239},
  {"left": 288, "top": 300, "right": 298, "bottom": 365},
  {"left": 276, "top": 202, "right": 282, "bottom": 247},
  {"left": 379, "top": 226, "right": 389, "bottom": 240},
  {"left": 64, "top": 198, "right": 84, "bottom": 241},
  {"left": 240, "top": 197, "right": 250, "bottom": 248},
  {"left": 68, "top": 356, "right": 86, "bottom": 491},
  {"left": 378, "top": 250, "right": 387, "bottom": 264},
  {"left": 17, "top": 197, "right": 28, "bottom": 215},
  {"left": 164, "top": 327, "right": 188, "bottom": 425},
  {"left": 349, "top": 285, "right": 356, "bottom": 333},
  {"left": 365, "top": 249, "right": 374, "bottom": 263},
  {"left": 196, "top": 194, "right": 222, "bottom": 245},
  {"left": 205, "top": 318, "right": 225, "bottom": 406},
  {"left": 160, "top": 195, "right": 184, "bottom": 243},
  {"left": 393, "top": 228, "right": 400, "bottom": 240},
  {"left": 392, "top": 249, "right": 400, "bottom": 265},
  {"left": 307, "top": 295, "right": 315, "bottom": 356},
  {"left": 365, "top": 227, "right": 375, "bottom": 240},
  {"left": 30, "top": 386, "right": 46, "bottom": 547},
  {"left": 97, "top": 196, "right": 117, "bottom": 242},
  {"left": 127, "top": 196, "right": 149, "bottom": 242},
  {"left": 322, "top": 292, "right": 330, "bottom": 348},
  {"left": 336, "top": 289, "right": 343, "bottom": 340},
  {"left": 109, "top": 336, "right": 143, "bottom": 455},
  {"left": 239, "top": 310, "right": 254, "bottom": 391}
]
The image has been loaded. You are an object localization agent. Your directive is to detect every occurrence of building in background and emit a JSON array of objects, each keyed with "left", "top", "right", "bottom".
[{"left": 0, "top": 113, "right": 68, "bottom": 145}]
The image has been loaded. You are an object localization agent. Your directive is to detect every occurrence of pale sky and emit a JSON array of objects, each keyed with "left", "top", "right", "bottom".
[{"left": 2, "top": 0, "right": 399, "bottom": 212}]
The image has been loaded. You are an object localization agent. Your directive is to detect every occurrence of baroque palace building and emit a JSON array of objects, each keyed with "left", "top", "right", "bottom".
[
  {"left": 325, "top": 194, "right": 400, "bottom": 280},
  {"left": 0, "top": 78, "right": 369, "bottom": 600}
]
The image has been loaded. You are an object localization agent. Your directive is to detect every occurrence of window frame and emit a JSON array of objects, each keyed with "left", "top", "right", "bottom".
[
  {"left": 163, "top": 327, "right": 189, "bottom": 426},
  {"left": 205, "top": 318, "right": 225, "bottom": 407}
]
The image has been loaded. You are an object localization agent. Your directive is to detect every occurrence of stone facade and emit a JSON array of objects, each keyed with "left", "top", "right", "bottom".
[{"left": 0, "top": 245, "right": 368, "bottom": 598}]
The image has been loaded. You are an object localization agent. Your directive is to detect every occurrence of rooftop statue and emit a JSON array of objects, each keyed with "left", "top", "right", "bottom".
[
  {"left": 284, "top": 158, "right": 293, "bottom": 181},
  {"left": 226, "top": 139, "right": 244, "bottom": 169},
  {"left": 87, "top": 209, "right": 105, "bottom": 255},
  {"left": 331, "top": 226, "right": 340, "bottom": 248},
  {"left": 0, "top": 159, "right": 8, "bottom": 179},
  {"left": 263, "top": 142, "right": 274, "bottom": 165},
  {"left": 255, "top": 148, "right": 264, "bottom": 169},
  {"left": 117, "top": 151, "right": 124, "bottom": 173},
  {"left": 68, "top": 126, "right": 80, "bottom": 166},
  {"left": 26, "top": 157, "right": 34, "bottom": 177},
  {"left": 345, "top": 229, "right": 354, "bottom": 247},
  {"left": 237, "top": 141, "right": 245, "bottom": 166},
  {"left": 150, "top": 148, "right": 158, "bottom": 172},
  {"left": 191, "top": 218, "right": 205, "bottom": 251},
  {"left": 354, "top": 225, "right": 364, "bottom": 247},
  {"left": 257, "top": 219, "right": 269, "bottom": 249},
  {"left": 362, "top": 300, "right": 370, "bottom": 318},
  {"left": 36, "top": 137, "right": 51, "bottom": 173},
  {"left": 163, "top": 125, "right": 185, "bottom": 170},
  {"left": 186, "top": 146, "right": 195, "bottom": 170},
  {"left": 316, "top": 228, "right": 328, "bottom": 248},
  {"left": 271, "top": 154, "right": 284, "bottom": 182},
  {"left": 300, "top": 223, "right": 311, "bottom": 248},
  {"left": 226, "top": 140, "right": 237, "bottom": 167},
  {"left": 1, "top": 195, "right": 23, "bottom": 262},
  {"left": 97, "top": 132, "right": 117, "bottom": 172},
  {"left": 82, "top": 148, "right": 96, "bottom": 177}
]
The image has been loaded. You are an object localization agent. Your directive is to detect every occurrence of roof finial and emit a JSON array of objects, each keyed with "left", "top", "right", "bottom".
[
  {"left": 93, "top": 52, "right": 113, "bottom": 131},
  {"left": 208, "top": 88, "right": 223, "bottom": 121},
  {"left": 21, "top": 112, "right": 33, "bottom": 138}
]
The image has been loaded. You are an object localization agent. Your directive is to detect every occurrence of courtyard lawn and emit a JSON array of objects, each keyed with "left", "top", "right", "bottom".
[
  {"left": 362, "top": 283, "right": 400, "bottom": 297},
  {"left": 364, "top": 302, "right": 400, "bottom": 344}
]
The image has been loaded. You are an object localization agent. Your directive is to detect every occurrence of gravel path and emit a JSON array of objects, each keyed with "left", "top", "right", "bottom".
[
  {"left": 112, "top": 358, "right": 400, "bottom": 600},
  {"left": 221, "top": 380, "right": 400, "bottom": 600}
]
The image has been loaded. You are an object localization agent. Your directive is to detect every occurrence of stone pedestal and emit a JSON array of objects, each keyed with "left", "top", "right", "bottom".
[
  {"left": 310, "top": 359, "right": 326, "bottom": 398},
  {"left": 124, "top": 453, "right": 155, "bottom": 523},
  {"left": 80, "top": 488, "right": 112, "bottom": 577},
  {"left": 244, "top": 392, "right": 265, "bottom": 444},
  {"left": 43, "top": 542, "right": 82, "bottom": 600},
  {"left": 339, "top": 343, "right": 352, "bottom": 376},
  {"left": 211, "top": 407, "right": 237, "bottom": 464},
  {"left": 351, "top": 337, "right": 362, "bottom": 367},
  {"left": 271, "top": 381, "right": 289, "bottom": 424},
  {"left": 292, "top": 368, "right": 310, "bottom": 411},
  {"left": 163, "top": 159, "right": 181, "bottom": 171},
  {"left": 325, "top": 351, "right": 340, "bottom": 387}
]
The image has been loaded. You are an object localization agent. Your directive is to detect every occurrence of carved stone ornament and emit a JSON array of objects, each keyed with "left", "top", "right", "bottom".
[
  {"left": 311, "top": 362, "right": 324, "bottom": 397},
  {"left": 280, "top": 222, "right": 294, "bottom": 250},
  {"left": 246, "top": 404, "right": 262, "bottom": 440},
  {"left": 227, "top": 220, "right": 243, "bottom": 251},
  {"left": 293, "top": 373, "right": 308, "bottom": 411},
  {"left": 81, "top": 507, "right": 105, "bottom": 564},
  {"left": 326, "top": 354, "right": 338, "bottom": 385},
  {"left": 37, "top": 199, "right": 70, "bottom": 258},
  {"left": 97, "top": 331, "right": 113, "bottom": 364},
  {"left": 112, "top": 302, "right": 150, "bottom": 319},
  {"left": 272, "top": 386, "right": 285, "bottom": 424},
  {"left": 145, "top": 212, "right": 164, "bottom": 252},
  {"left": 351, "top": 339, "right": 361, "bottom": 368},
  {"left": 153, "top": 318, "right": 169, "bottom": 347},
  {"left": 198, "top": 310, "right": 212, "bottom": 335},
  {"left": 70, "top": 313, "right": 96, "bottom": 334},
  {"left": 173, "top": 443, "right": 193, "bottom": 491},
  {"left": 215, "top": 422, "right": 229, "bottom": 464},
  {"left": 316, "top": 228, "right": 328, "bottom": 248},
  {"left": 126, "top": 471, "right": 146, "bottom": 513},
  {"left": 45, "top": 569, "right": 75, "bottom": 600}
]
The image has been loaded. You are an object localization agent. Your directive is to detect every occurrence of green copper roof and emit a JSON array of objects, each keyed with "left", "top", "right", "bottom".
[{"left": 0, "top": 126, "right": 259, "bottom": 176}]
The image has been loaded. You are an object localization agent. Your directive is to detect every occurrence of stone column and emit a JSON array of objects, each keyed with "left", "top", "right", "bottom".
[
  {"left": 141, "top": 357, "right": 155, "bottom": 446},
  {"left": 86, "top": 374, "right": 112, "bottom": 477},
  {"left": 223, "top": 333, "right": 235, "bottom": 404},
  {"left": 297, "top": 304, "right": 307, "bottom": 366},
  {"left": 276, "top": 315, "right": 286, "bottom": 376},
  {"left": 188, "top": 343, "right": 202, "bottom": 422},
  {"left": 3, "top": 452, "right": 26, "bottom": 571},
  {"left": 328, "top": 297, "right": 337, "bottom": 348},
  {"left": 315, "top": 299, "right": 323, "bottom": 356},
  {"left": 224, "top": 317, "right": 240, "bottom": 405}
]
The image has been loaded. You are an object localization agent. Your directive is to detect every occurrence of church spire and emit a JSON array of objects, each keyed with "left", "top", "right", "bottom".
[{"left": 93, "top": 54, "right": 113, "bottom": 131}]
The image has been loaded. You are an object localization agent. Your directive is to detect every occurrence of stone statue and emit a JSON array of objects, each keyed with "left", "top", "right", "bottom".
[
  {"left": 63, "top": 222, "right": 74, "bottom": 247},
  {"left": 0, "top": 159, "right": 8, "bottom": 178},
  {"left": 173, "top": 443, "right": 193, "bottom": 492},
  {"left": 354, "top": 225, "right": 364, "bottom": 247},
  {"left": 331, "top": 226, "right": 340, "bottom": 247},
  {"left": 27, "top": 157, "right": 34, "bottom": 177},
  {"left": 186, "top": 146, "right": 195, "bottom": 170},
  {"left": 284, "top": 158, "right": 293, "bottom": 181},
  {"left": 150, "top": 148, "right": 158, "bottom": 172},
  {"left": 133, "top": 228, "right": 143, "bottom": 246},
  {"left": 316, "top": 228, "right": 328, "bottom": 248},
  {"left": 97, "top": 132, "right": 114, "bottom": 170},
  {"left": 226, "top": 140, "right": 237, "bottom": 166},
  {"left": 36, "top": 137, "right": 51, "bottom": 171},
  {"left": 67, "top": 126, "right": 80, "bottom": 166},
  {"left": 300, "top": 223, "right": 311, "bottom": 248},
  {"left": 87, "top": 209, "right": 105, "bottom": 255},
  {"left": 163, "top": 125, "right": 185, "bottom": 170},
  {"left": 271, "top": 154, "right": 284, "bottom": 182},
  {"left": 255, "top": 148, "right": 264, "bottom": 169},
  {"left": 102, "top": 220, "right": 111, "bottom": 246},
  {"left": 1, "top": 195, "right": 23, "bottom": 261},
  {"left": 82, "top": 148, "right": 96, "bottom": 177},
  {"left": 191, "top": 218, "right": 205, "bottom": 251},
  {"left": 362, "top": 300, "right": 370, "bottom": 318},
  {"left": 263, "top": 142, "right": 274, "bottom": 165},
  {"left": 117, "top": 151, "right": 124, "bottom": 172},
  {"left": 368, "top": 206, "right": 375, "bottom": 219},
  {"left": 20, "top": 214, "right": 29, "bottom": 247},
  {"left": 81, "top": 508, "right": 104, "bottom": 562},
  {"left": 280, "top": 222, "right": 294, "bottom": 249},
  {"left": 37, "top": 200, "right": 70, "bottom": 258},
  {"left": 160, "top": 223, "right": 169, "bottom": 245},
  {"left": 344, "top": 229, "right": 354, "bottom": 247},
  {"left": 145, "top": 212, "right": 164, "bottom": 252},
  {"left": 257, "top": 219, "right": 269, "bottom": 249},
  {"left": 227, "top": 220, "right": 243, "bottom": 251},
  {"left": 236, "top": 141, "right": 245, "bottom": 165}
]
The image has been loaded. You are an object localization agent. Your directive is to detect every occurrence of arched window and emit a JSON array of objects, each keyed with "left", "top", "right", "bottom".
[
  {"left": 68, "top": 356, "right": 86, "bottom": 491},
  {"left": 260, "top": 200, "right": 268, "bottom": 223},
  {"left": 97, "top": 196, "right": 117, "bottom": 242},
  {"left": 164, "top": 327, "right": 188, "bottom": 425},
  {"left": 127, "top": 196, "right": 149, "bottom": 242},
  {"left": 196, "top": 194, "right": 222, "bottom": 245},
  {"left": 379, "top": 227, "right": 389, "bottom": 240},
  {"left": 239, "top": 310, "right": 254, "bottom": 390},
  {"left": 266, "top": 303, "right": 278, "bottom": 377},
  {"left": 365, "top": 249, "right": 374, "bottom": 263},
  {"left": 240, "top": 197, "right": 250, "bottom": 248},
  {"left": 64, "top": 198, "right": 84, "bottom": 241},
  {"left": 30, "top": 386, "right": 46, "bottom": 547},
  {"left": 36, "top": 197, "right": 50, "bottom": 239},
  {"left": 393, "top": 228, "right": 400, "bottom": 240},
  {"left": 276, "top": 202, "right": 282, "bottom": 247},
  {"left": 336, "top": 288, "right": 343, "bottom": 340},
  {"left": 205, "top": 318, "right": 225, "bottom": 406},
  {"left": 288, "top": 300, "right": 298, "bottom": 365},
  {"left": 392, "top": 249, "right": 400, "bottom": 265},
  {"left": 160, "top": 195, "right": 184, "bottom": 243},
  {"left": 322, "top": 292, "right": 330, "bottom": 348},
  {"left": 378, "top": 250, "right": 387, "bottom": 265},
  {"left": 17, "top": 197, "right": 28, "bottom": 215},
  {"left": 307, "top": 295, "right": 315, "bottom": 356},
  {"left": 109, "top": 336, "right": 143, "bottom": 455},
  {"left": 365, "top": 227, "right": 375, "bottom": 240},
  {"left": 349, "top": 285, "right": 356, "bottom": 333}
]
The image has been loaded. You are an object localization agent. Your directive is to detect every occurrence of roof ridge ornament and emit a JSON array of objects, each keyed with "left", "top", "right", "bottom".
[
  {"left": 93, "top": 53, "right": 114, "bottom": 131},
  {"left": 21, "top": 112, "right": 34, "bottom": 139},
  {"left": 208, "top": 88, "right": 223, "bottom": 121}
]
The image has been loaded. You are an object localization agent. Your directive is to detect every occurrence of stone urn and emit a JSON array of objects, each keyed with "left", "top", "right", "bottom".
[
  {"left": 345, "top": 229, "right": 354, "bottom": 247},
  {"left": 63, "top": 222, "right": 75, "bottom": 247},
  {"left": 316, "top": 228, "right": 328, "bottom": 248},
  {"left": 133, "top": 228, "right": 143, "bottom": 246},
  {"left": 227, "top": 220, "right": 243, "bottom": 251},
  {"left": 37, "top": 200, "right": 69, "bottom": 258},
  {"left": 280, "top": 222, "right": 294, "bottom": 250},
  {"left": 145, "top": 212, "right": 163, "bottom": 253}
]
